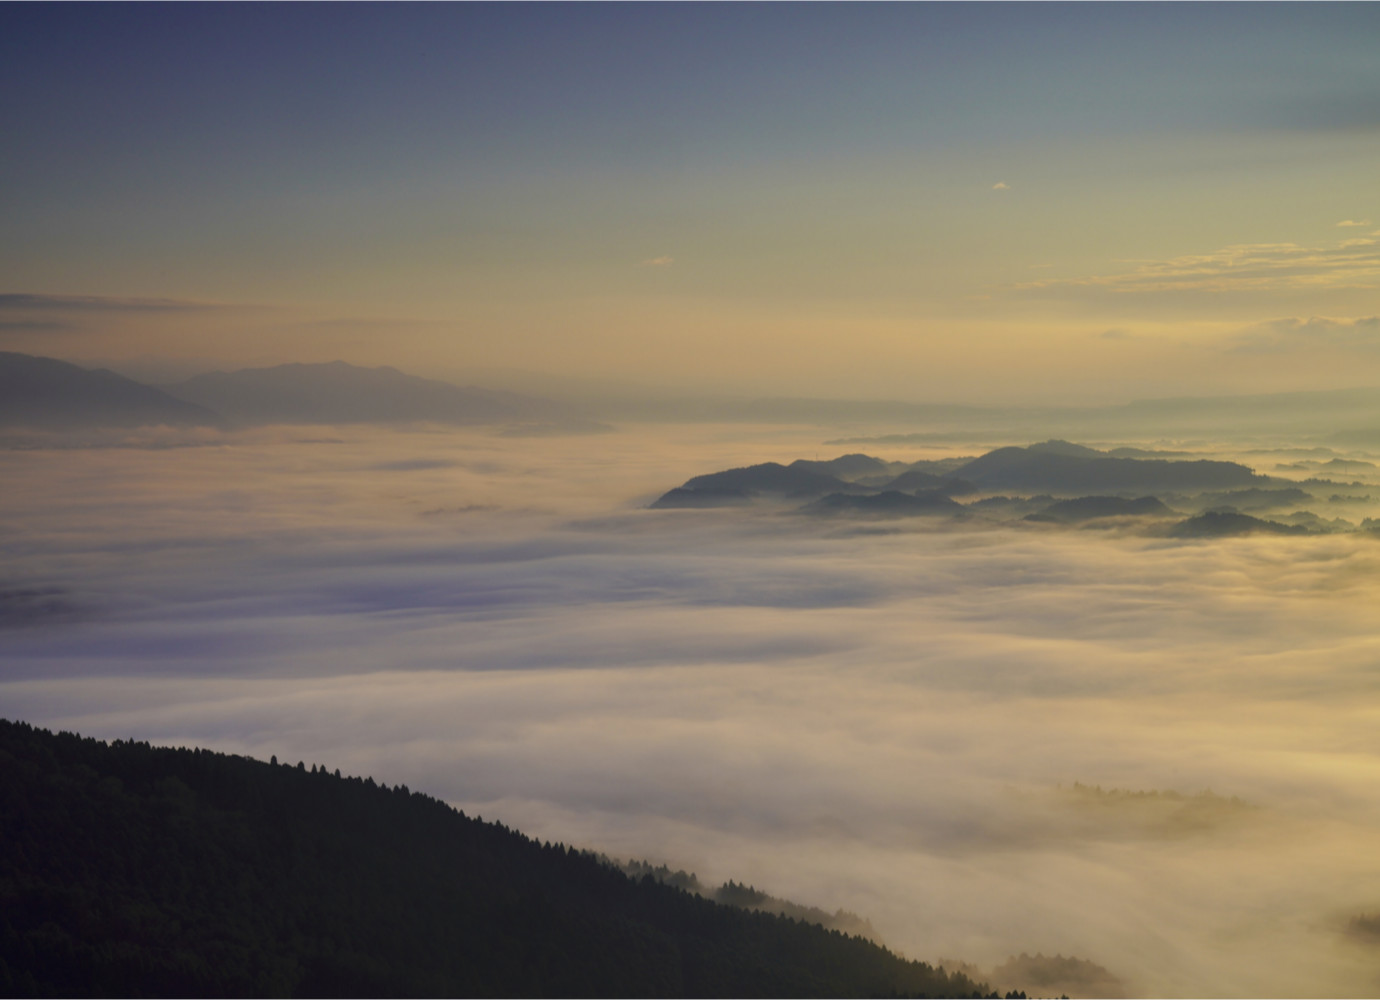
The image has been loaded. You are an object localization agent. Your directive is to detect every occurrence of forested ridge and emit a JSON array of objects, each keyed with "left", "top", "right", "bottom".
[{"left": 0, "top": 719, "right": 1007, "bottom": 998}]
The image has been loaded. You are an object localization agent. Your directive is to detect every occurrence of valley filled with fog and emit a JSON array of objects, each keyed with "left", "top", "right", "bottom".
[{"left": 5, "top": 421, "right": 1380, "bottom": 997}]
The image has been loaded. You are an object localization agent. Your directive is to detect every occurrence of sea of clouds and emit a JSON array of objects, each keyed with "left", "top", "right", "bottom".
[{"left": 4, "top": 423, "right": 1380, "bottom": 997}]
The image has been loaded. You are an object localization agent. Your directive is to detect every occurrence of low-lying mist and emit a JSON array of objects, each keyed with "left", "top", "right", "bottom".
[{"left": 4, "top": 423, "right": 1380, "bottom": 997}]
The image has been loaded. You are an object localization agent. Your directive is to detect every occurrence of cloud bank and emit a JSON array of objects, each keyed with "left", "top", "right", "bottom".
[
  {"left": 4, "top": 425, "right": 1380, "bottom": 996},
  {"left": 0, "top": 293, "right": 231, "bottom": 313}
]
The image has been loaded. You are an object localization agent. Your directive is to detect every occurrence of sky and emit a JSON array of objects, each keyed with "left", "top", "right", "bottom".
[
  {"left": 2, "top": 3, "right": 1378, "bottom": 403},
  {"left": 6, "top": 10, "right": 1380, "bottom": 994}
]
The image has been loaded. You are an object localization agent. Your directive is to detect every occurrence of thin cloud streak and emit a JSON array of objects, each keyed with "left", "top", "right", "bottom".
[
  {"left": 1017, "top": 236, "right": 1380, "bottom": 295},
  {"left": 0, "top": 293, "right": 242, "bottom": 313},
  {"left": 1230, "top": 315, "right": 1380, "bottom": 354}
]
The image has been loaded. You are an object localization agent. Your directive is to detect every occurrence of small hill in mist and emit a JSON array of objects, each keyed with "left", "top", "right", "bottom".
[
  {"left": 1168, "top": 511, "right": 1309, "bottom": 538},
  {"left": 1026, "top": 496, "right": 1174, "bottom": 523},
  {"left": 617, "top": 862, "right": 882, "bottom": 944},
  {"left": 788, "top": 454, "right": 897, "bottom": 481},
  {"left": 954, "top": 442, "right": 1263, "bottom": 494},
  {"left": 161, "top": 361, "right": 594, "bottom": 429},
  {"left": 943, "top": 952, "right": 1125, "bottom": 1000},
  {"left": 0, "top": 719, "right": 996, "bottom": 998},
  {"left": 0, "top": 351, "right": 222, "bottom": 429},
  {"left": 682, "top": 461, "right": 855, "bottom": 495},
  {"left": 803, "top": 490, "right": 966, "bottom": 518},
  {"left": 654, "top": 444, "right": 1266, "bottom": 514},
  {"left": 991, "top": 953, "right": 1126, "bottom": 999},
  {"left": 1025, "top": 439, "right": 1105, "bottom": 459},
  {"left": 881, "top": 468, "right": 979, "bottom": 494},
  {"left": 651, "top": 487, "right": 755, "bottom": 509},
  {"left": 1189, "top": 487, "right": 1315, "bottom": 512},
  {"left": 653, "top": 455, "right": 975, "bottom": 509}
]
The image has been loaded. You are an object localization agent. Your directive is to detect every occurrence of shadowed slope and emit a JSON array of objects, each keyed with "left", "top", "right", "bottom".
[
  {"left": 0, "top": 719, "right": 995, "bottom": 999},
  {"left": 1027, "top": 496, "right": 1174, "bottom": 523}
]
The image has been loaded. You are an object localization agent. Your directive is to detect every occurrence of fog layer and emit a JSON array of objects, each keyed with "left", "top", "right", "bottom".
[{"left": 4, "top": 425, "right": 1380, "bottom": 997}]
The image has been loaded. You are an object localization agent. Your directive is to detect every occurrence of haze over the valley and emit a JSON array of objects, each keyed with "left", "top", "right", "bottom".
[{"left": 4, "top": 5, "right": 1380, "bottom": 998}]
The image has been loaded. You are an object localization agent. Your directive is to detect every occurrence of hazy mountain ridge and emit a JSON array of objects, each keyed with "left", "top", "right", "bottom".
[
  {"left": 0, "top": 351, "right": 222, "bottom": 429},
  {"left": 160, "top": 360, "right": 598, "bottom": 429},
  {"left": 0, "top": 352, "right": 603, "bottom": 433},
  {"left": 0, "top": 718, "right": 1002, "bottom": 999}
]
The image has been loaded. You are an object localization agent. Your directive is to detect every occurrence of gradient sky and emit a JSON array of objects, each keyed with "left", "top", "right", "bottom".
[{"left": 3, "top": 3, "right": 1379, "bottom": 402}]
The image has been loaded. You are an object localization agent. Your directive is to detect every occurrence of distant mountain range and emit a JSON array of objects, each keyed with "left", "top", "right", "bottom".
[
  {"left": 159, "top": 361, "right": 592, "bottom": 428},
  {"left": 0, "top": 352, "right": 601, "bottom": 431},
  {"left": 11, "top": 349, "right": 1380, "bottom": 446},
  {"left": 0, "top": 351, "right": 222, "bottom": 429}
]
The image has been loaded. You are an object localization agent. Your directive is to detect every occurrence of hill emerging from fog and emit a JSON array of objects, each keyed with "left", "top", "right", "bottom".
[
  {"left": 950, "top": 442, "right": 1263, "bottom": 493},
  {"left": 0, "top": 719, "right": 999, "bottom": 999},
  {"left": 649, "top": 441, "right": 1375, "bottom": 537},
  {"left": 160, "top": 361, "right": 598, "bottom": 429},
  {"left": 654, "top": 442, "right": 1270, "bottom": 511},
  {"left": 0, "top": 351, "right": 222, "bottom": 429},
  {"left": 0, "top": 353, "right": 606, "bottom": 433}
]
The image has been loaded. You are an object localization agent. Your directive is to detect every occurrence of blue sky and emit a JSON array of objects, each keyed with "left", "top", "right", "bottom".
[{"left": 3, "top": 3, "right": 1378, "bottom": 401}]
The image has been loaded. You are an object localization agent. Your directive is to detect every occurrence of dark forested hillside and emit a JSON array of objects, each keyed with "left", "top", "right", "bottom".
[{"left": 0, "top": 720, "right": 1000, "bottom": 998}]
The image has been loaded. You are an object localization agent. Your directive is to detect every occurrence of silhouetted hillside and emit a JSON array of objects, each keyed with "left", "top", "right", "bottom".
[
  {"left": 1189, "top": 487, "right": 1314, "bottom": 512},
  {"left": 650, "top": 487, "right": 754, "bottom": 509},
  {"left": 1025, "top": 440, "right": 1104, "bottom": 459},
  {"left": 0, "top": 352, "right": 222, "bottom": 429},
  {"left": 1168, "top": 511, "right": 1308, "bottom": 538},
  {"left": 802, "top": 491, "right": 966, "bottom": 518},
  {"left": 678, "top": 462, "right": 858, "bottom": 497},
  {"left": 655, "top": 444, "right": 1267, "bottom": 514},
  {"left": 954, "top": 444, "right": 1262, "bottom": 493},
  {"left": 1026, "top": 496, "right": 1173, "bottom": 523},
  {"left": 788, "top": 454, "right": 896, "bottom": 481},
  {"left": 161, "top": 361, "right": 590, "bottom": 428},
  {"left": 0, "top": 719, "right": 996, "bottom": 998},
  {"left": 617, "top": 862, "right": 882, "bottom": 944},
  {"left": 989, "top": 953, "right": 1125, "bottom": 999}
]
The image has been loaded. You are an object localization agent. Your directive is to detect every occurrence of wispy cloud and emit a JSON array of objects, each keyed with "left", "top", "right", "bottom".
[
  {"left": 1229, "top": 314, "right": 1380, "bottom": 354},
  {"left": 1017, "top": 236, "right": 1380, "bottom": 295},
  {"left": 992, "top": 182, "right": 1011, "bottom": 191},
  {"left": 639, "top": 256, "right": 674, "bottom": 268},
  {"left": 0, "top": 319, "right": 77, "bottom": 334},
  {"left": 1336, "top": 219, "right": 1372, "bottom": 228},
  {"left": 0, "top": 293, "right": 232, "bottom": 312}
]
